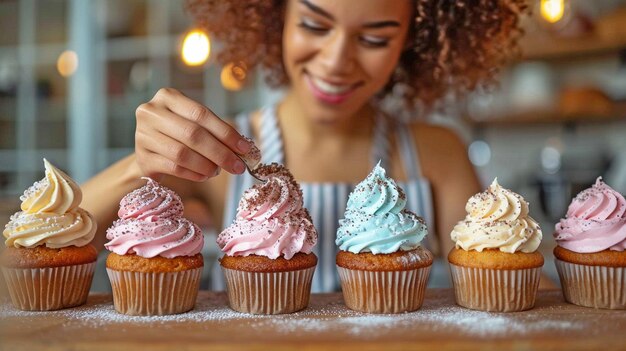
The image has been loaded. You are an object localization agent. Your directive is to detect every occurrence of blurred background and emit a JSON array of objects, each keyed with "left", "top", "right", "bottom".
[{"left": 0, "top": 0, "right": 625, "bottom": 290}]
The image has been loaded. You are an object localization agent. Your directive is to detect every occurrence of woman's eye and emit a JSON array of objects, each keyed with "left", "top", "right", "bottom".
[
  {"left": 298, "top": 19, "right": 329, "bottom": 34},
  {"left": 360, "top": 36, "right": 389, "bottom": 48}
]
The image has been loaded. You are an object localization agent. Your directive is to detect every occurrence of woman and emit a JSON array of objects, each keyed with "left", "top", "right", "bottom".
[{"left": 84, "top": 0, "right": 547, "bottom": 291}]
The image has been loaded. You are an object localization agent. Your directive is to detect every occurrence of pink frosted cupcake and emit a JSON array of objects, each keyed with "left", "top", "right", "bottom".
[
  {"left": 554, "top": 177, "right": 626, "bottom": 309},
  {"left": 105, "top": 178, "right": 204, "bottom": 316},
  {"left": 218, "top": 163, "right": 318, "bottom": 315}
]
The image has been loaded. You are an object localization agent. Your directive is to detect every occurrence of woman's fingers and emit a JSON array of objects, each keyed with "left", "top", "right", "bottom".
[
  {"left": 143, "top": 106, "right": 245, "bottom": 174},
  {"left": 137, "top": 129, "right": 220, "bottom": 178},
  {"left": 153, "top": 88, "right": 252, "bottom": 154},
  {"left": 135, "top": 87, "right": 257, "bottom": 181},
  {"left": 137, "top": 150, "right": 210, "bottom": 182}
]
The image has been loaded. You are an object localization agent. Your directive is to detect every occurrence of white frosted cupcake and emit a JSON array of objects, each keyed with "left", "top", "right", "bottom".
[
  {"left": 448, "top": 179, "right": 544, "bottom": 312},
  {"left": 1, "top": 159, "right": 97, "bottom": 311}
]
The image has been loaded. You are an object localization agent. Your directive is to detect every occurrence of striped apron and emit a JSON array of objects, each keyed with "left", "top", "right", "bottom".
[{"left": 213, "top": 105, "right": 438, "bottom": 292}]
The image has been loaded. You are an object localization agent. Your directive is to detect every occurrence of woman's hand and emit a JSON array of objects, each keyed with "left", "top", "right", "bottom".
[{"left": 135, "top": 88, "right": 251, "bottom": 181}]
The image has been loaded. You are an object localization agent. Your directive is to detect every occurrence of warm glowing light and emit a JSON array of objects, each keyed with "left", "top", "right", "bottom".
[
  {"left": 181, "top": 30, "right": 210, "bottom": 66},
  {"left": 220, "top": 62, "right": 247, "bottom": 91},
  {"left": 540, "top": 0, "right": 565, "bottom": 23},
  {"left": 57, "top": 50, "right": 78, "bottom": 77}
]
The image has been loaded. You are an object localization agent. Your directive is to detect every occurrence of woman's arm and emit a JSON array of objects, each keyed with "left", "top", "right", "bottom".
[{"left": 81, "top": 154, "right": 147, "bottom": 251}]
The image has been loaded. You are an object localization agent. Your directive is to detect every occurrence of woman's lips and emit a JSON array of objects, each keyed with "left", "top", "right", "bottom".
[{"left": 304, "top": 73, "right": 360, "bottom": 105}]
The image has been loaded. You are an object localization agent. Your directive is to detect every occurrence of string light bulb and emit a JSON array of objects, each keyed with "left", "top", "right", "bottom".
[
  {"left": 181, "top": 29, "right": 210, "bottom": 66},
  {"left": 221, "top": 62, "right": 247, "bottom": 91},
  {"left": 57, "top": 50, "right": 78, "bottom": 77},
  {"left": 540, "top": 0, "right": 565, "bottom": 24}
]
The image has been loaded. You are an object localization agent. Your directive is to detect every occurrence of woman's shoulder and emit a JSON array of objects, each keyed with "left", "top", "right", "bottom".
[
  {"left": 403, "top": 119, "right": 471, "bottom": 178},
  {"left": 379, "top": 111, "right": 462, "bottom": 145},
  {"left": 378, "top": 111, "right": 467, "bottom": 163},
  {"left": 390, "top": 116, "right": 467, "bottom": 153}
]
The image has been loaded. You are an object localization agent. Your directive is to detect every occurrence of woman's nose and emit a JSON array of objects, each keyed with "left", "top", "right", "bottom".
[{"left": 318, "top": 31, "right": 355, "bottom": 76}]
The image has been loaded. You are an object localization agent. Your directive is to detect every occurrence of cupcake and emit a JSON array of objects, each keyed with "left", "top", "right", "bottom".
[
  {"left": 217, "top": 163, "right": 318, "bottom": 315},
  {"left": 104, "top": 178, "right": 204, "bottom": 316},
  {"left": 1, "top": 159, "right": 97, "bottom": 311},
  {"left": 448, "top": 179, "right": 543, "bottom": 312},
  {"left": 335, "top": 162, "right": 432, "bottom": 314},
  {"left": 554, "top": 177, "right": 626, "bottom": 309}
]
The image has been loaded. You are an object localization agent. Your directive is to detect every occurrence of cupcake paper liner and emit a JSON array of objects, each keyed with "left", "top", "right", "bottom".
[
  {"left": 106, "top": 267, "right": 202, "bottom": 316},
  {"left": 2, "top": 262, "right": 95, "bottom": 311},
  {"left": 337, "top": 265, "right": 431, "bottom": 314},
  {"left": 221, "top": 266, "right": 315, "bottom": 315},
  {"left": 449, "top": 264, "right": 541, "bottom": 312},
  {"left": 555, "top": 259, "right": 626, "bottom": 310}
]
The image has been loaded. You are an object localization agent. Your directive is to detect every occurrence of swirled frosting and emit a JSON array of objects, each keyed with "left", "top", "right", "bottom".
[
  {"left": 451, "top": 178, "right": 542, "bottom": 253},
  {"left": 335, "top": 162, "right": 427, "bottom": 254},
  {"left": 555, "top": 177, "right": 626, "bottom": 252},
  {"left": 117, "top": 178, "right": 183, "bottom": 220},
  {"left": 217, "top": 163, "right": 317, "bottom": 259},
  {"left": 105, "top": 178, "right": 203, "bottom": 258},
  {"left": 3, "top": 159, "right": 96, "bottom": 248},
  {"left": 21, "top": 158, "right": 82, "bottom": 214}
]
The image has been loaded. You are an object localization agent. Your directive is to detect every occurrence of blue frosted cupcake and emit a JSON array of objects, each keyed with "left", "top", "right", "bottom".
[{"left": 336, "top": 162, "right": 433, "bottom": 313}]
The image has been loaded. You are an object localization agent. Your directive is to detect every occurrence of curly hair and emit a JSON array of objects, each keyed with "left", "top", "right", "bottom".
[{"left": 186, "top": 0, "right": 528, "bottom": 110}]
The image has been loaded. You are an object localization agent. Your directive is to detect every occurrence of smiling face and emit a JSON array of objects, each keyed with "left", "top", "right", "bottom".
[{"left": 282, "top": 0, "right": 412, "bottom": 123}]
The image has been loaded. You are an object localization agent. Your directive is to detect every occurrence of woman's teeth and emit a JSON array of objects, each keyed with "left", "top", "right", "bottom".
[{"left": 310, "top": 76, "right": 353, "bottom": 95}]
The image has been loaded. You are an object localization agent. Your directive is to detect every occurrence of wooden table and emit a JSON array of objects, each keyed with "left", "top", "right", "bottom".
[{"left": 1, "top": 289, "right": 625, "bottom": 351}]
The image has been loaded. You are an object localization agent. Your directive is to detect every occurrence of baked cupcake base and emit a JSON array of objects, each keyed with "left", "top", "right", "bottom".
[
  {"left": 1, "top": 245, "right": 98, "bottom": 311},
  {"left": 448, "top": 248, "right": 543, "bottom": 312},
  {"left": 554, "top": 246, "right": 626, "bottom": 310},
  {"left": 336, "top": 247, "right": 433, "bottom": 314},
  {"left": 106, "top": 253, "right": 203, "bottom": 316},
  {"left": 220, "top": 253, "right": 317, "bottom": 315}
]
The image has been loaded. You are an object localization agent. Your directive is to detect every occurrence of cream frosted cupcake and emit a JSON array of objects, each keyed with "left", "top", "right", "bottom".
[
  {"left": 554, "top": 177, "right": 626, "bottom": 309},
  {"left": 335, "top": 162, "right": 432, "bottom": 314},
  {"left": 217, "top": 163, "right": 318, "bottom": 315},
  {"left": 105, "top": 178, "right": 204, "bottom": 316},
  {"left": 448, "top": 178, "right": 543, "bottom": 312},
  {"left": 1, "top": 159, "right": 97, "bottom": 311}
]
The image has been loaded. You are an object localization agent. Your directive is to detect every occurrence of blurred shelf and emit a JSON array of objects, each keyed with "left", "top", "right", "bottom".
[
  {"left": 465, "top": 102, "right": 626, "bottom": 127},
  {"left": 0, "top": 43, "right": 67, "bottom": 66},
  {"left": 520, "top": 6, "right": 626, "bottom": 61},
  {"left": 0, "top": 35, "right": 180, "bottom": 66},
  {"left": 520, "top": 33, "right": 626, "bottom": 61},
  {"left": 106, "top": 35, "right": 177, "bottom": 61}
]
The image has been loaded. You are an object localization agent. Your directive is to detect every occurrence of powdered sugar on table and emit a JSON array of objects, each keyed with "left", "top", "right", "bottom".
[{"left": 2, "top": 289, "right": 611, "bottom": 340}]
